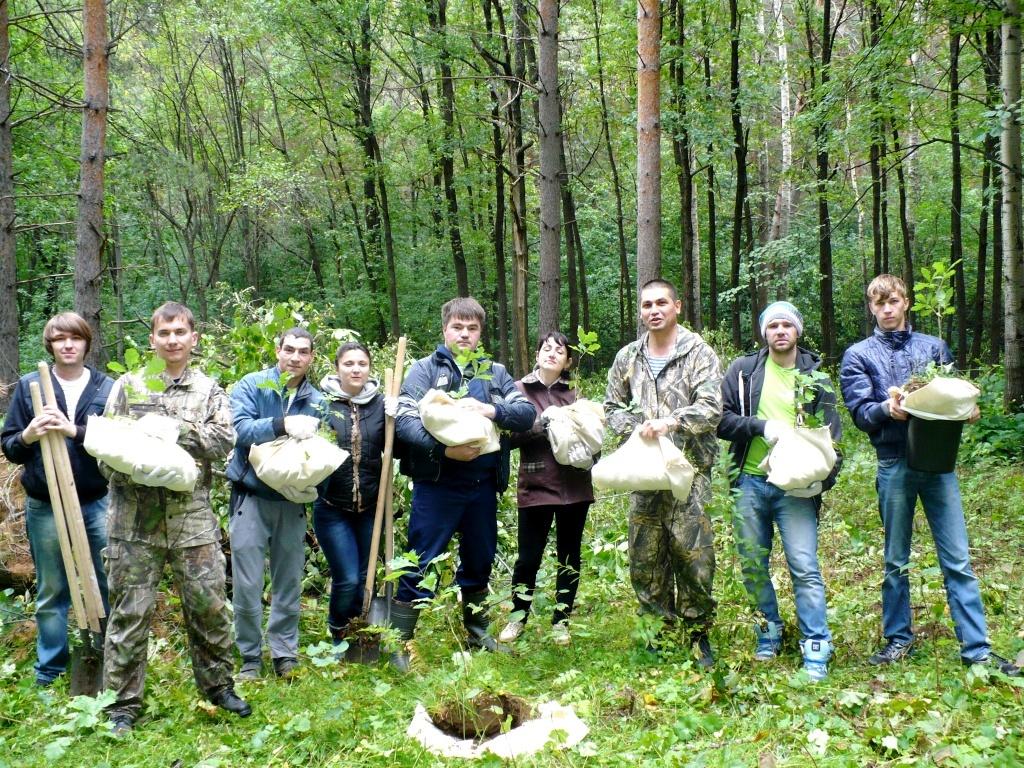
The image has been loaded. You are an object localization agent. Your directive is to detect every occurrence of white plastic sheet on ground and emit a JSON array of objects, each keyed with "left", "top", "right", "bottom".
[
  {"left": 84, "top": 414, "right": 199, "bottom": 493},
  {"left": 407, "top": 701, "right": 589, "bottom": 759},
  {"left": 543, "top": 398, "right": 605, "bottom": 470},
  {"left": 758, "top": 425, "right": 836, "bottom": 491},
  {"left": 591, "top": 425, "right": 695, "bottom": 501},
  {"left": 418, "top": 389, "right": 501, "bottom": 454},
  {"left": 900, "top": 376, "right": 980, "bottom": 421},
  {"left": 249, "top": 435, "right": 349, "bottom": 504}
]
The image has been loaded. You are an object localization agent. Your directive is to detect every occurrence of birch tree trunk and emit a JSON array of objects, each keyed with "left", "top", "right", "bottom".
[
  {"left": 537, "top": 0, "right": 561, "bottom": 334},
  {"left": 1002, "top": 0, "right": 1023, "bottom": 407}
]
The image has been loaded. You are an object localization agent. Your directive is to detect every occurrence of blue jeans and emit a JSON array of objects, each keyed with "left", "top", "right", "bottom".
[
  {"left": 876, "top": 458, "right": 989, "bottom": 661},
  {"left": 312, "top": 500, "right": 375, "bottom": 630},
  {"left": 396, "top": 477, "right": 498, "bottom": 604},
  {"left": 733, "top": 474, "right": 831, "bottom": 641},
  {"left": 25, "top": 494, "right": 110, "bottom": 684}
]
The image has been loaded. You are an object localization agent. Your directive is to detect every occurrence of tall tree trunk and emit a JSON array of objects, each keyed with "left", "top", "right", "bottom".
[
  {"left": 560, "top": 135, "right": 581, "bottom": 337},
  {"left": 770, "top": 0, "right": 792, "bottom": 242},
  {"left": 636, "top": 0, "right": 661, "bottom": 303},
  {"left": 805, "top": 0, "right": 836, "bottom": 360},
  {"left": 1002, "top": 0, "right": 1024, "bottom": 407},
  {"left": 949, "top": 20, "right": 967, "bottom": 367},
  {"left": 868, "top": 0, "right": 883, "bottom": 277},
  {"left": 986, "top": 27, "right": 1003, "bottom": 364},
  {"left": 670, "top": 0, "right": 699, "bottom": 329},
  {"left": 76, "top": 0, "right": 109, "bottom": 367},
  {"left": 510, "top": 0, "right": 531, "bottom": 374},
  {"left": 0, "top": 0, "right": 16, "bottom": 408},
  {"left": 430, "top": 0, "right": 470, "bottom": 297},
  {"left": 591, "top": 0, "right": 631, "bottom": 344},
  {"left": 537, "top": 0, "right": 561, "bottom": 334},
  {"left": 892, "top": 127, "right": 915, "bottom": 311},
  {"left": 704, "top": 53, "right": 719, "bottom": 331},
  {"left": 729, "top": 0, "right": 747, "bottom": 347}
]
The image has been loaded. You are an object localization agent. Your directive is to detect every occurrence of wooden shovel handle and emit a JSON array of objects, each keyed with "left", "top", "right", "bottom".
[
  {"left": 361, "top": 337, "right": 406, "bottom": 614},
  {"left": 30, "top": 382, "right": 89, "bottom": 632},
  {"left": 36, "top": 363, "right": 105, "bottom": 630}
]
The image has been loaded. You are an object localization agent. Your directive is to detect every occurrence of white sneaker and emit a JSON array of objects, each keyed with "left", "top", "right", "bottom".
[
  {"left": 551, "top": 622, "right": 571, "bottom": 646},
  {"left": 498, "top": 621, "right": 524, "bottom": 643}
]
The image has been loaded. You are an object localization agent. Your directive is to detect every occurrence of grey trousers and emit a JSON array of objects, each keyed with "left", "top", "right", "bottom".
[{"left": 229, "top": 493, "right": 307, "bottom": 660}]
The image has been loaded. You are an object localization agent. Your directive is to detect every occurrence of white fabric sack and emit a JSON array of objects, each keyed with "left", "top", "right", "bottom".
[
  {"left": 84, "top": 414, "right": 199, "bottom": 493},
  {"left": 406, "top": 701, "right": 589, "bottom": 759},
  {"left": 758, "top": 425, "right": 836, "bottom": 492},
  {"left": 418, "top": 389, "right": 500, "bottom": 455},
  {"left": 901, "top": 376, "right": 980, "bottom": 421},
  {"left": 591, "top": 426, "right": 695, "bottom": 501},
  {"left": 249, "top": 435, "right": 349, "bottom": 504},
  {"left": 543, "top": 399, "right": 606, "bottom": 470}
]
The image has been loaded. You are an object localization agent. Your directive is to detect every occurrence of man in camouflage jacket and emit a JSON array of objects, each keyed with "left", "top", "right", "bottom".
[
  {"left": 604, "top": 279, "right": 723, "bottom": 665},
  {"left": 102, "top": 302, "right": 250, "bottom": 734}
]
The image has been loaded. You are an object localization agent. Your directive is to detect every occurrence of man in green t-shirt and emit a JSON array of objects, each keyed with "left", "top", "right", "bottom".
[{"left": 717, "top": 302, "right": 841, "bottom": 680}]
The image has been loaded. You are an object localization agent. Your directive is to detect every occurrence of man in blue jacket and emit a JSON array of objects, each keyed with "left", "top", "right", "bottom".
[
  {"left": 718, "top": 301, "right": 840, "bottom": 680},
  {"left": 226, "top": 327, "right": 323, "bottom": 679},
  {"left": 2, "top": 312, "right": 112, "bottom": 686},
  {"left": 390, "top": 297, "right": 535, "bottom": 670},
  {"left": 840, "top": 274, "right": 1019, "bottom": 676}
]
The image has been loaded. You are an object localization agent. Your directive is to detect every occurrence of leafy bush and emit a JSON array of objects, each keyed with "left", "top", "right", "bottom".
[{"left": 961, "top": 366, "right": 1024, "bottom": 461}]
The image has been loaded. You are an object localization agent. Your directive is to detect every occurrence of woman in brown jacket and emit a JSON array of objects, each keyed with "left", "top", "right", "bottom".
[{"left": 500, "top": 332, "right": 595, "bottom": 646}]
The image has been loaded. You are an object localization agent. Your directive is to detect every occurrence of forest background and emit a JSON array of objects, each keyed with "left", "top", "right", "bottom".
[{"left": 0, "top": 0, "right": 1024, "bottom": 399}]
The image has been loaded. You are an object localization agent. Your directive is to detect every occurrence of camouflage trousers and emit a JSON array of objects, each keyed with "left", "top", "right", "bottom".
[
  {"left": 103, "top": 538, "right": 234, "bottom": 720},
  {"left": 628, "top": 473, "right": 716, "bottom": 626}
]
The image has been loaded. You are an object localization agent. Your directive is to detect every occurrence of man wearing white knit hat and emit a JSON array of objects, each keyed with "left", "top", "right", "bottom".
[{"left": 718, "top": 301, "right": 841, "bottom": 680}]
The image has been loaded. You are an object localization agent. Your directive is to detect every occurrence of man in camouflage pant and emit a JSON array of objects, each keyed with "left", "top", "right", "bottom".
[
  {"left": 103, "top": 302, "right": 250, "bottom": 734},
  {"left": 604, "top": 279, "right": 723, "bottom": 666}
]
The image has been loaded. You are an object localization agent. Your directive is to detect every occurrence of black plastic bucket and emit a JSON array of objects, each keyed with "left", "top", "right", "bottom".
[{"left": 906, "top": 416, "right": 964, "bottom": 473}]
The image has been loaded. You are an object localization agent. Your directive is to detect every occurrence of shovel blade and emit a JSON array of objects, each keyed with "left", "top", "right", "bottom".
[
  {"left": 69, "top": 632, "right": 104, "bottom": 696},
  {"left": 366, "top": 595, "right": 391, "bottom": 628}
]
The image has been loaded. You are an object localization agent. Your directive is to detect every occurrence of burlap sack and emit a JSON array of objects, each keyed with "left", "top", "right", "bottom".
[
  {"left": 84, "top": 414, "right": 199, "bottom": 493},
  {"left": 901, "top": 376, "right": 980, "bottom": 421},
  {"left": 418, "top": 389, "right": 501, "bottom": 454},
  {"left": 249, "top": 435, "right": 349, "bottom": 504},
  {"left": 592, "top": 426, "right": 695, "bottom": 501},
  {"left": 758, "top": 425, "right": 836, "bottom": 491},
  {"left": 543, "top": 399, "right": 606, "bottom": 470}
]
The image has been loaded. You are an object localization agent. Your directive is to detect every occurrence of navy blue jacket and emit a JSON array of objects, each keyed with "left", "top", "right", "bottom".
[
  {"left": 839, "top": 326, "right": 952, "bottom": 459},
  {"left": 226, "top": 365, "right": 324, "bottom": 499},
  {"left": 1, "top": 366, "right": 113, "bottom": 503},
  {"left": 395, "top": 345, "right": 535, "bottom": 492},
  {"left": 718, "top": 346, "right": 842, "bottom": 499}
]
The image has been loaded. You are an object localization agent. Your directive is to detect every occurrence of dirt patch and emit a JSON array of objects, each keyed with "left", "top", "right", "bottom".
[
  {"left": 430, "top": 693, "right": 532, "bottom": 740},
  {"left": 0, "top": 457, "right": 33, "bottom": 591}
]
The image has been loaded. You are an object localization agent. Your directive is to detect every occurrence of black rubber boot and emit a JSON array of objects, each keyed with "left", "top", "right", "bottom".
[
  {"left": 388, "top": 600, "right": 420, "bottom": 673},
  {"left": 462, "top": 590, "right": 510, "bottom": 653}
]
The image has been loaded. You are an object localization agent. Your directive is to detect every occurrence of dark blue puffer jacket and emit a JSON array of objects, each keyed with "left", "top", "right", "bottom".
[{"left": 839, "top": 326, "right": 952, "bottom": 459}]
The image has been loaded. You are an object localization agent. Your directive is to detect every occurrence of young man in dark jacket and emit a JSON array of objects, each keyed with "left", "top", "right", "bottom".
[
  {"left": 390, "top": 297, "right": 535, "bottom": 670},
  {"left": 840, "top": 274, "right": 1019, "bottom": 676},
  {"left": 2, "top": 312, "right": 112, "bottom": 687},
  {"left": 718, "top": 302, "right": 840, "bottom": 680}
]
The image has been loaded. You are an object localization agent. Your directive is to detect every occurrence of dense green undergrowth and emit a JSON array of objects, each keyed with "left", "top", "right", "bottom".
[{"left": 2, "top": 429, "right": 1022, "bottom": 767}]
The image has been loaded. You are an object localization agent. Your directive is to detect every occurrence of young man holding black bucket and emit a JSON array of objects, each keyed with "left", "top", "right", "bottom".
[
  {"left": 2, "top": 312, "right": 112, "bottom": 688},
  {"left": 390, "top": 297, "right": 535, "bottom": 671},
  {"left": 840, "top": 274, "right": 1019, "bottom": 676}
]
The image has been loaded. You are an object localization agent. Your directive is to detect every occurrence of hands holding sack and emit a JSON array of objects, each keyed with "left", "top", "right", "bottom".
[
  {"left": 418, "top": 389, "right": 500, "bottom": 455},
  {"left": 249, "top": 434, "right": 349, "bottom": 504},
  {"left": 284, "top": 414, "right": 320, "bottom": 439},
  {"left": 898, "top": 377, "right": 980, "bottom": 421},
  {"left": 542, "top": 399, "right": 605, "bottom": 470},
  {"left": 84, "top": 414, "right": 200, "bottom": 492},
  {"left": 592, "top": 425, "right": 695, "bottom": 501},
  {"left": 758, "top": 424, "right": 836, "bottom": 495}
]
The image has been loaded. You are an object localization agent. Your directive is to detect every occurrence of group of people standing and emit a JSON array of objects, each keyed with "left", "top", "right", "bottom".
[{"left": 2, "top": 273, "right": 1019, "bottom": 734}]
